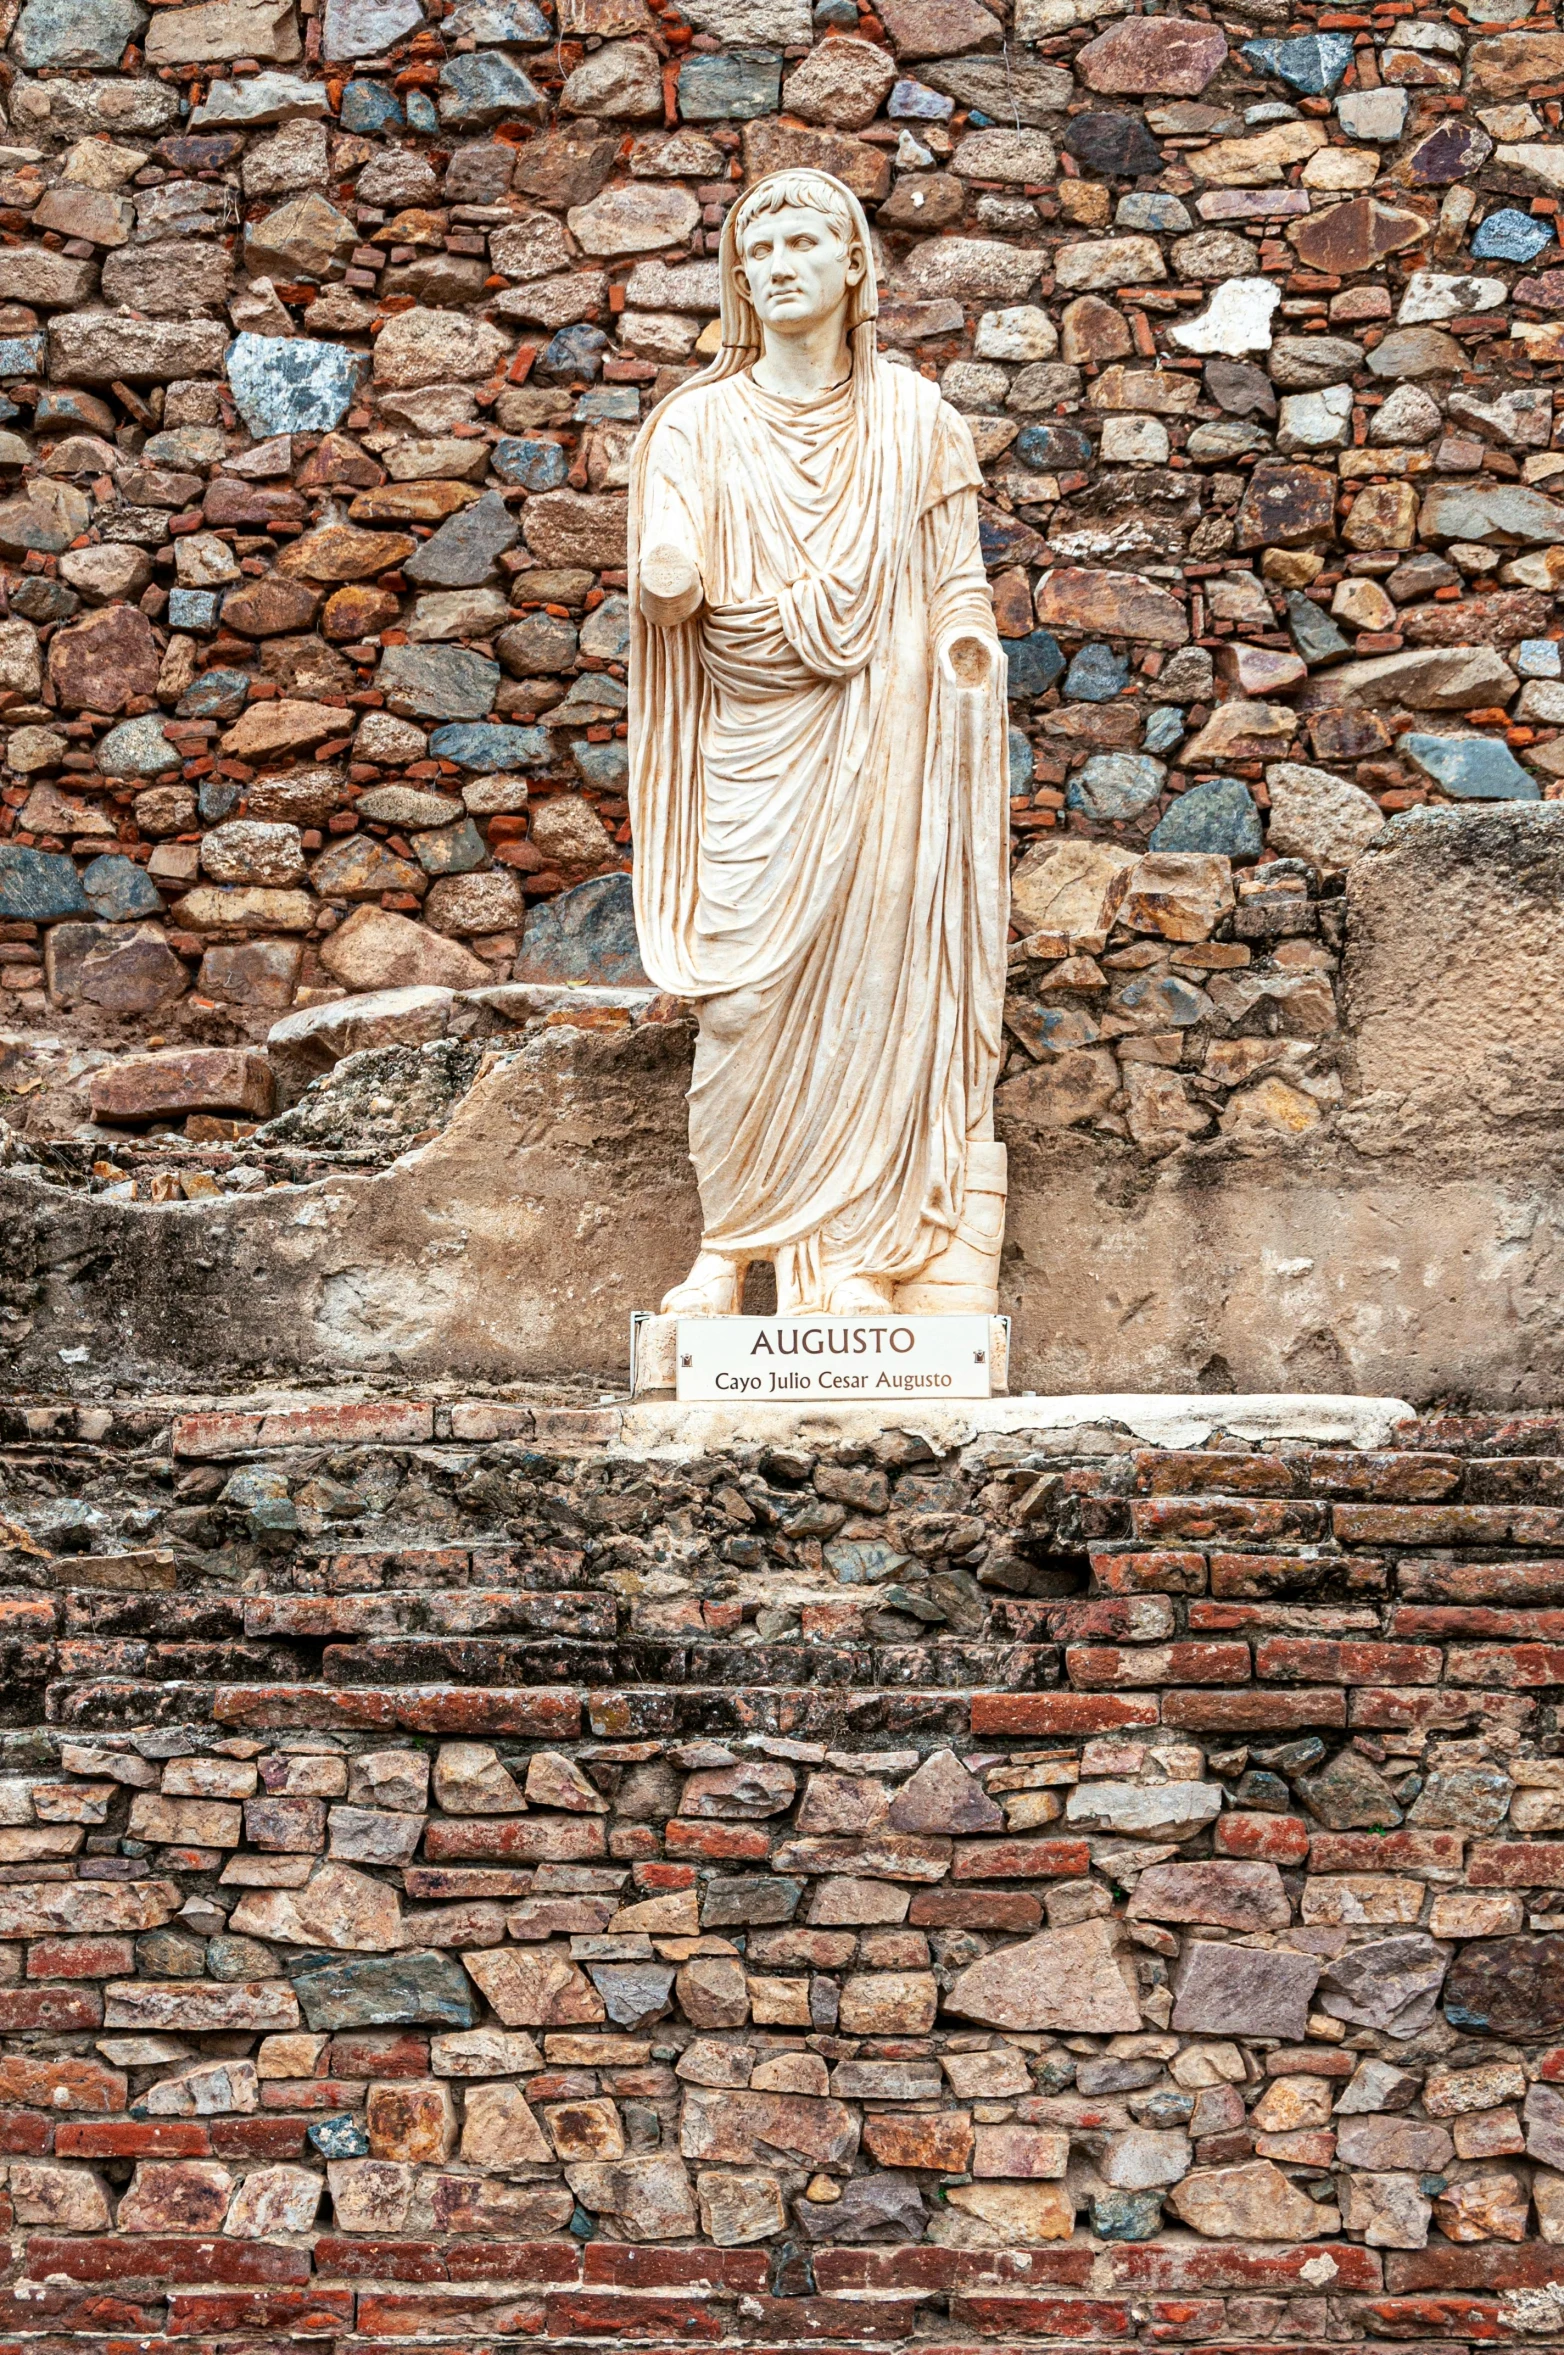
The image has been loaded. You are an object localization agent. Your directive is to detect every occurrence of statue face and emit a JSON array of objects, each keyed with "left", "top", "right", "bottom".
[{"left": 735, "top": 201, "right": 863, "bottom": 338}]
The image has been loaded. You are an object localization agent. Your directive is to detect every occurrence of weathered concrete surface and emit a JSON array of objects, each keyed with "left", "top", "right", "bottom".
[{"left": 6, "top": 809, "right": 1564, "bottom": 1406}]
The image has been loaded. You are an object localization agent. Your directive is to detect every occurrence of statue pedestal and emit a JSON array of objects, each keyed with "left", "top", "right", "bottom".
[{"left": 631, "top": 1312, "right": 1010, "bottom": 1400}]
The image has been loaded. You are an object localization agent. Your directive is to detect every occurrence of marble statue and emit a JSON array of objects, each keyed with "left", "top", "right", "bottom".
[{"left": 629, "top": 167, "right": 1009, "bottom": 1321}]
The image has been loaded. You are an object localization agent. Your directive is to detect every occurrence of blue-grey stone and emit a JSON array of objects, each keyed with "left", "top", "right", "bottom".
[
  {"left": 1143, "top": 705, "right": 1185, "bottom": 755},
  {"left": 825, "top": 1537, "right": 911, "bottom": 1584},
  {"left": 1472, "top": 208, "right": 1554, "bottom": 265},
  {"left": 1065, "top": 643, "right": 1130, "bottom": 703},
  {"left": 1115, "top": 970, "right": 1211, "bottom": 1027},
  {"left": 1066, "top": 751, "right": 1166, "bottom": 821},
  {"left": 1242, "top": 32, "right": 1354, "bottom": 91},
  {"left": 815, "top": 0, "right": 856, "bottom": 20},
  {"left": 701, "top": 1874, "right": 801, "bottom": 1928},
  {"left": 889, "top": 76, "right": 954, "bottom": 119},
  {"left": 199, "top": 778, "right": 244, "bottom": 823},
  {"left": 191, "top": 72, "right": 329, "bottom": 125},
  {"left": 1016, "top": 421, "right": 1092, "bottom": 471},
  {"left": 575, "top": 385, "right": 640, "bottom": 423},
  {"left": 168, "top": 588, "right": 219, "bottom": 633},
  {"left": 323, "top": 0, "right": 421, "bottom": 56},
  {"left": 492, "top": 435, "right": 568, "bottom": 491},
  {"left": 406, "top": 89, "right": 440, "bottom": 132},
  {"left": 97, "top": 715, "right": 179, "bottom": 777},
  {"left": 11, "top": 0, "right": 145, "bottom": 69},
  {"left": 0, "top": 335, "right": 45, "bottom": 379},
  {"left": 1401, "top": 732, "right": 1540, "bottom": 800},
  {"left": 380, "top": 644, "right": 501, "bottom": 722},
  {"left": 309, "top": 2114, "right": 371, "bottom": 2157},
  {"left": 1008, "top": 725, "right": 1033, "bottom": 797},
  {"left": 1117, "top": 192, "right": 1192, "bottom": 232},
  {"left": 513, "top": 872, "right": 648, "bottom": 986},
  {"left": 1518, "top": 638, "right": 1563, "bottom": 679},
  {"left": 587, "top": 1961, "right": 675, "bottom": 2027},
  {"left": 81, "top": 855, "right": 164, "bottom": 921},
  {"left": 1094, "top": 2190, "right": 1164, "bottom": 2241},
  {"left": 430, "top": 721, "right": 550, "bottom": 769},
  {"left": 340, "top": 78, "right": 404, "bottom": 132},
  {"left": 539, "top": 323, "right": 610, "bottom": 384},
  {"left": 226, "top": 332, "right": 360, "bottom": 438},
  {"left": 0, "top": 845, "right": 89, "bottom": 921},
  {"left": 571, "top": 738, "right": 628, "bottom": 791},
  {"left": 1004, "top": 630, "right": 1065, "bottom": 699},
  {"left": 1149, "top": 774, "right": 1262, "bottom": 856},
  {"left": 437, "top": 50, "right": 546, "bottom": 126},
  {"left": 180, "top": 671, "right": 250, "bottom": 722},
  {"left": 293, "top": 1948, "right": 480, "bottom": 2032},
  {"left": 444, "top": 0, "right": 548, "bottom": 37},
  {"left": 580, "top": 594, "right": 630, "bottom": 664},
  {"left": 1285, "top": 589, "right": 1351, "bottom": 665},
  {"left": 415, "top": 817, "right": 487, "bottom": 876},
  {"left": 404, "top": 489, "right": 519, "bottom": 589},
  {"left": 678, "top": 49, "right": 781, "bottom": 119}
]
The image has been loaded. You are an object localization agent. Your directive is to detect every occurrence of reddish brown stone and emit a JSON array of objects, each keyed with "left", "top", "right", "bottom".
[
  {"left": 47, "top": 604, "right": 159, "bottom": 714},
  {"left": 323, "top": 584, "right": 402, "bottom": 642},
  {"left": 220, "top": 577, "right": 324, "bottom": 638},
  {"left": 1076, "top": 14, "right": 1226, "bottom": 93},
  {"left": 89, "top": 1048, "right": 275, "bottom": 1125},
  {"left": 1287, "top": 196, "right": 1430, "bottom": 277},
  {"left": 277, "top": 525, "right": 418, "bottom": 583},
  {"left": 1235, "top": 463, "right": 1338, "bottom": 551}
]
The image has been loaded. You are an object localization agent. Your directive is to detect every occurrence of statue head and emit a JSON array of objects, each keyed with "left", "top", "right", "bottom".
[{"left": 726, "top": 171, "right": 874, "bottom": 352}]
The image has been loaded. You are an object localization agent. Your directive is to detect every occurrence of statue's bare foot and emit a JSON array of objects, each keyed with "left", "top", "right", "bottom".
[
  {"left": 661, "top": 1252, "right": 746, "bottom": 1315},
  {"left": 826, "top": 1273, "right": 896, "bottom": 1315}
]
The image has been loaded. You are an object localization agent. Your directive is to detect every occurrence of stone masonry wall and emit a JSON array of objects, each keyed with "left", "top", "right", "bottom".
[
  {"left": 7, "top": 1396, "right": 1564, "bottom": 2343},
  {"left": 1, "top": 0, "right": 1564, "bottom": 1126}
]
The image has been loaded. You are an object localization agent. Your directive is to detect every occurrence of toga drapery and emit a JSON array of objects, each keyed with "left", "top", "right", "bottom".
[{"left": 628, "top": 349, "right": 1008, "bottom": 1312}]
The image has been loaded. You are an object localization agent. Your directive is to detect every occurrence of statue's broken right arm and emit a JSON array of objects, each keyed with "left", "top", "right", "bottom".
[{"left": 640, "top": 543, "right": 705, "bottom": 629}]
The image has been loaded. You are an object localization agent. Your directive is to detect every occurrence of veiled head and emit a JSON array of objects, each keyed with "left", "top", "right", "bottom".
[{"left": 723, "top": 170, "right": 877, "bottom": 352}]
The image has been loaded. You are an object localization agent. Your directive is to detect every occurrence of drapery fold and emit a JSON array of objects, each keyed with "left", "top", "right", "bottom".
[{"left": 629, "top": 353, "right": 1007, "bottom": 1308}]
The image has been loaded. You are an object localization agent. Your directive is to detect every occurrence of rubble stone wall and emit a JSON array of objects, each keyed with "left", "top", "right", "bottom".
[
  {"left": 2, "top": 1396, "right": 1564, "bottom": 2345},
  {"left": 2, "top": 0, "right": 1564, "bottom": 1108}
]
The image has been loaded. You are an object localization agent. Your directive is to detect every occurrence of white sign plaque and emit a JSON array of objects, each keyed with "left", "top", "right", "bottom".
[{"left": 674, "top": 1316, "right": 997, "bottom": 1404}]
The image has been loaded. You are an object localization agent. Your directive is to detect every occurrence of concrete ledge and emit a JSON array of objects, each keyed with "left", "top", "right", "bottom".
[{"left": 613, "top": 1390, "right": 1417, "bottom": 1458}]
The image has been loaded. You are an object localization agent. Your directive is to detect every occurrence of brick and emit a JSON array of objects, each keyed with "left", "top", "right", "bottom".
[
  {"left": 1131, "top": 1499, "right": 1327, "bottom": 1542},
  {"left": 0, "top": 1986, "right": 101, "bottom": 2029},
  {"left": 951, "top": 1837, "right": 1090, "bottom": 1880},
  {"left": 26, "top": 2235, "right": 310, "bottom": 2283},
  {"left": 665, "top": 1820, "right": 771, "bottom": 1860},
  {"left": 165, "top": 2287, "right": 356, "bottom": 2334},
  {"left": 1333, "top": 1504, "right": 1512, "bottom": 1543},
  {"left": 1470, "top": 1843, "right": 1564, "bottom": 1887},
  {"left": 26, "top": 1936, "right": 134, "bottom": 1979},
  {"left": 314, "top": 2239, "right": 450, "bottom": 2282},
  {"left": 1101, "top": 2244, "right": 1382, "bottom": 2291},
  {"left": 172, "top": 1402, "right": 434, "bottom": 1457},
  {"left": 543, "top": 2292, "right": 726, "bottom": 2338},
  {"left": 355, "top": 2290, "right": 548, "bottom": 2334},
  {"left": 422, "top": 1817, "right": 606, "bottom": 1862},
  {"left": 56, "top": 2122, "right": 212, "bottom": 2157},
  {"left": 1448, "top": 1642, "right": 1564, "bottom": 1685},
  {"left": 1254, "top": 1637, "right": 1441, "bottom": 1684},
  {"left": 813, "top": 2249, "right": 1095, "bottom": 2291},
  {"left": 210, "top": 2117, "right": 314, "bottom": 2158},
  {"left": 1037, "top": 1598, "right": 1176, "bottom": 1642},
  {"left": 1390, "top": 1605, "right": 1564, "bottom": 1640},
  {"left": 1135, "top": 1452, "right": 1296, "bottom": 1497},
  {"left": 1089, "top": 1551, "right": 1207, "bottom": 1595},
  {"left": 949, "top": 2297, "right": 1135, "bottom": 2335},
  {"left": 582, "top": 2249, "right": 764, "bottom": 2289},
  {"left": 213, "top": 1686, "right": 582, "bottom": 1736},
  {"left": 970, "top": 1694, "right": 1159, "bottom": 1735},
  {"left": 909, "top": 1889, "right": 1043, "bottom": 1928},
  {"left": 1213, "top": 1814, "right": 1310, "bottom": 1862},
  {"left": 1161, "top": 1688, "right": 1346, "bottom": 1731},
  {"left": 1349, "top": 1686, "right": 1490, "bottom": 1729},
  {"left": 1288, "top": 1450, "right": 1463, "bottom": 1500},
  {"left": 1066, "top": 1642, "right": 1249, "bottom": 1688},
  {"left": 1399, "top": 1559, "right": 1564, "bottom": 1604},
  {"left": 1358, "top": 2295, "right": 1502, "bottom": 2338},
  {"left": 1310, "top": 1831, "right": 1463, "bottom": 1873},
  {"left": 1387, "top": 2245, "right": 1564, "bottom": 2290}
]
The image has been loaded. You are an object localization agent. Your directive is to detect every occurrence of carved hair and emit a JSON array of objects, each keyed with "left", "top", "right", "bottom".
[{"left": 729, "top": 169, "right": 859, "bottom": 254}]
